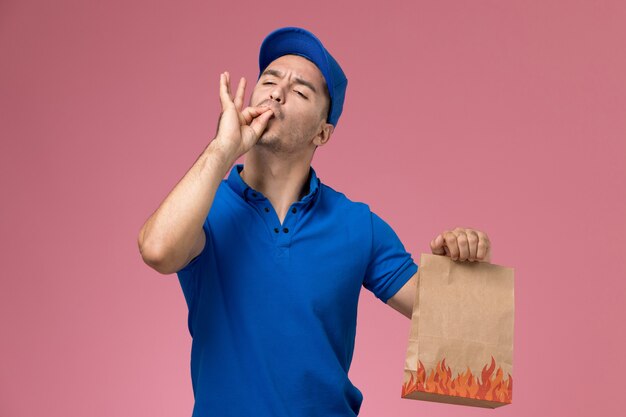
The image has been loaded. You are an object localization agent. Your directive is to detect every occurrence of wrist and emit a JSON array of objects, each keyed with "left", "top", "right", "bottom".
[
  {"left": 206, "top": 139, "right": 238, "bottom": 166},
  {"left": 200, "top": 140, "right": 237, "bottom": 176}
]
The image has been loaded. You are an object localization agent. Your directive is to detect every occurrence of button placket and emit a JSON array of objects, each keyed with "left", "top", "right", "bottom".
[
  {"left": 246, "top": 189, "right": 278, "bottom": 241},
  {"left": 248, "top": 189, "right": 307, "bottom": 245}
]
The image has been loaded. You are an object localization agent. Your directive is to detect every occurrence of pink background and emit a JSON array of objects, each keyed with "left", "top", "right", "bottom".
[{"left": 1, "top": 1, "right": 625, "bottom": 416}]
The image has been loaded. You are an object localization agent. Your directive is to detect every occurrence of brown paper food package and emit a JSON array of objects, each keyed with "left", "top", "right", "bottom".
[{"left": 401, "top": 253, "right": 514, "bottom": 408}]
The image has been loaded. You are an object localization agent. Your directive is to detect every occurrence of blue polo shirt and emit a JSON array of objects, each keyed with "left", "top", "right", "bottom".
[{"left": 176, "top": 163, "right": 418, "bottom": 417}]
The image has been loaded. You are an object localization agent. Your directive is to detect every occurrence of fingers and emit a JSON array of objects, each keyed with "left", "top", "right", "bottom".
[
  {"left": 456, "top": 231, "right": 470, "bottom": 261},
  {"left": 443, "top": 232, "right": 460, "bottom": 260},
  {"left": 432, "top": 227, "right": 492, "bottom": 263},
  {"left": 225, "top": 71, "right": 233, "bottom": 100},
  {"left": 249, "top": 108, "right": 274, "bottom": 138},
  {"left": 466, "top": 231, "right": 479, "bottom": 261},
  {"left": 475, "top": 233, "right": 491, "bottom": 262},
  {"left": 220, "top": 72, "right": 250, "bottom": 117},
  {"left": 430, "top": 234, "right": 446, "bottom": 255},
  {"left": 241, "top": 105, "right": 272, "bottom": 124},
  {"left": 234, "top": 77, "right": 246, "bottom": 112},
  {"left": 219, "top": 72, "right": 234, "bottom": 110}
]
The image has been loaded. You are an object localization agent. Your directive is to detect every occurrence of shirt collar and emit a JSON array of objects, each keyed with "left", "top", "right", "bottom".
[{"left": 226, "top": 163, "right": 321, "bottom": 205}]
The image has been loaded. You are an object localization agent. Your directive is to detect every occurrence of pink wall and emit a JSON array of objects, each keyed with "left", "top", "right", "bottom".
[{"left": 1, "top": 1, "right": 624, "bottom": 416}]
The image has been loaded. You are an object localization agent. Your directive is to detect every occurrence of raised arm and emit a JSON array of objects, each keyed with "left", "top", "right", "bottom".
[{"left": 137, "top": 71, "right": 274, "bottom": 274}]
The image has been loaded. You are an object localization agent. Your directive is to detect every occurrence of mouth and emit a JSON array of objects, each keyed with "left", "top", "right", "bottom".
[{"left": 260, "top": 101, "right": 282, "bottom": 120}]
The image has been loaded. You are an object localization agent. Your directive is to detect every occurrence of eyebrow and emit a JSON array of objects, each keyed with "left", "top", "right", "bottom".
[{"left": 261, "top": 68, "right": 318, "bottom": 94}]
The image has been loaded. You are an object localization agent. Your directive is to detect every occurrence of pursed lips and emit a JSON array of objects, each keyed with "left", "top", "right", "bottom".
[{"left": 259, "top": 100, "right": 283, "bottom": 120}]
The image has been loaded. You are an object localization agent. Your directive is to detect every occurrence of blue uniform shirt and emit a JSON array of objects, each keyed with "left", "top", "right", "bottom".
[{"left": 176, "top": 163, "right": 418, "bottom": 417}]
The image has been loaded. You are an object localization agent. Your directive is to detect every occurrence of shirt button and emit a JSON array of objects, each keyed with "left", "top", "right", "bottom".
[
  {"left": 283, "top": 227, "right": 289, "bottom": 233},
  {"left": 291, "top": 207, "right": 297, "bottom": 213},
  {"left": 265, "top": 207, "right": 270, "bottom": 212},
  {"left": 274, "top": 227, "right": 279, "bottom": 233},
  {"left": 252, "top": 192, "right": 257, "bottom": 198}
]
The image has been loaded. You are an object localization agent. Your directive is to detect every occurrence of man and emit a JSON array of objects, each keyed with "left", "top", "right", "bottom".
[{"left": 138, "top": 26, "right": 492, "bottom": 417}]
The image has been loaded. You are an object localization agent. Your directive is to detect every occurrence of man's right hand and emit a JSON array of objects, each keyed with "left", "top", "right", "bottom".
[{"left": 211, "top": 71, "right": 274, "bottom": 161}]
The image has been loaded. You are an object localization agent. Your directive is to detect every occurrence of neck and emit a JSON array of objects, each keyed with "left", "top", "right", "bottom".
[{"left": 240, "top": 147, "right": 313, "bottom": 211}]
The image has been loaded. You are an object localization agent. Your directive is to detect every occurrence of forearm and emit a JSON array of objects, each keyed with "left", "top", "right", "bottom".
[{"left": 138, "top": 140, "right": 235, "bottom": 272}]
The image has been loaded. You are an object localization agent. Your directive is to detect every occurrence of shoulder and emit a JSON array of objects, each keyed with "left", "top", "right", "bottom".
[
  {"left": 321, "top": 184, "right": 406, "bottom": 247},
  {"left": 319, "top": 183, "right": 372, "bottom": 215},
  {"left": 317, "top": 184, "right": 375, "bottom": 244},
  {"left": 212, "top": 179, "right": 243, "bottom": 211},
  {"left": 319, "top": 184, "right": 397, "bottom": 233}
]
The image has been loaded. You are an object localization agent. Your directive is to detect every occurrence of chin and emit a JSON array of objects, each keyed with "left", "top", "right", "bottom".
[
  {"left": 258, "top": 132, "right": 279, "bottom": 144},
  {"left": 260, "top": 124, "right": 280, "bottom": 138}
]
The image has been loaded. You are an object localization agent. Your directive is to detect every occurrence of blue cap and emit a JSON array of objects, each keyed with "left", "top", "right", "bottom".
[{"left": 258, "top": 26, "right": 348, "bottom": 127}]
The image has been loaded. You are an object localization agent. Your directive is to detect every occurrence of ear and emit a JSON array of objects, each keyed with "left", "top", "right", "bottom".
[{"left": 313, "top": 122, "right": 334, "bottom": 147}]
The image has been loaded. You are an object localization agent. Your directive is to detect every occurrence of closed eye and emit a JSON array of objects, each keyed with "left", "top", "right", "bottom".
[{"left": 262, "top": 82, "right": 307, "bottom": 99}]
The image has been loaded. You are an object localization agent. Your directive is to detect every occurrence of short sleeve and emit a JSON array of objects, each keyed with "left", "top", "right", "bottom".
[
  {"left": 362, "top": 210, "right": 418, "bottom": 303},
  {"left": 176, "top": 217, "right": 211, "bottom": 275},
  {"left": 176, "top": 217, "right": 211, "bottom": 303}
]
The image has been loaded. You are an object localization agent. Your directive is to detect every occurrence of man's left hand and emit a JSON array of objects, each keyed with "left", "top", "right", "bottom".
[{"left": 430, "top": 227, "right": 492, "bottom": 263}]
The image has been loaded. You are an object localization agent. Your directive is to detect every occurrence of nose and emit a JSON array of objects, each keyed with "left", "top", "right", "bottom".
[{"left": 269, "top": 83, "right": 284, "bottom": 103}]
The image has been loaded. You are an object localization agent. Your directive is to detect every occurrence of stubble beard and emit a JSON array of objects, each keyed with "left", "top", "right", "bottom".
[
  {"left": 257, "top": 131, "right": 286, "bottom": 154},
  {"left": 256, "top": 117, "right": 316, "bottom": 157}
]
